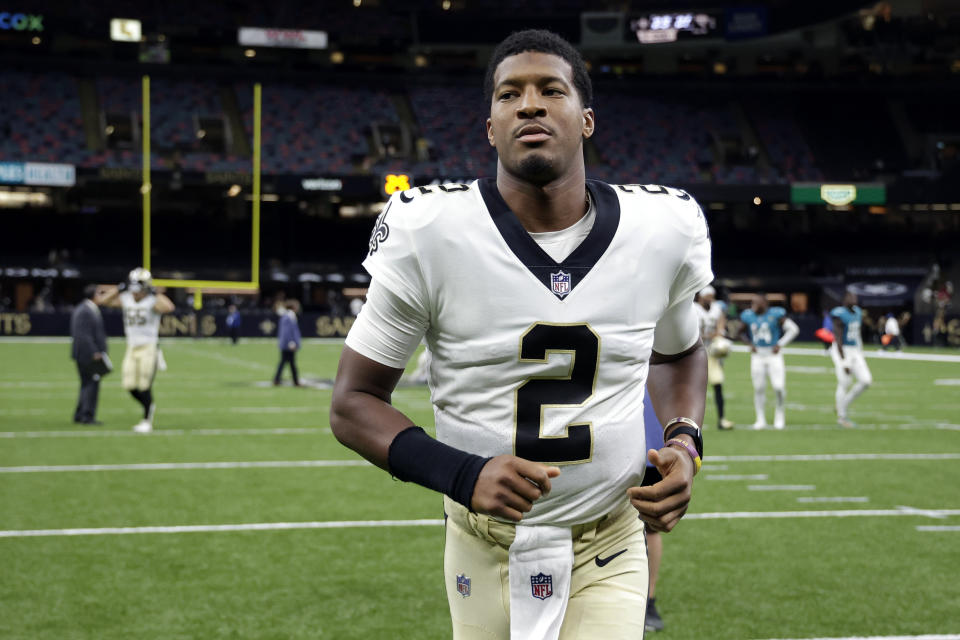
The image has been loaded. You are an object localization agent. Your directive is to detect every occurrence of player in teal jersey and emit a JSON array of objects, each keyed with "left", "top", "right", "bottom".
[
  {"left": 830, "top": 291, "right": 872, "bottom": 427},
  {"left": 739, "top": 294, "right": 799, "bottom": 429}
]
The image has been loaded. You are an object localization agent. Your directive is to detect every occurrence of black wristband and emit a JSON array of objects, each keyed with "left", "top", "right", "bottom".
[{"left": 387, "top": 426, "right": 491, "bottom": 509}]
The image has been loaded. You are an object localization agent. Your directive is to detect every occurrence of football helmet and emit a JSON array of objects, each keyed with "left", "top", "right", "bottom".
[{"left": 128, "top": 267, "right": 153, "bottom": 293}]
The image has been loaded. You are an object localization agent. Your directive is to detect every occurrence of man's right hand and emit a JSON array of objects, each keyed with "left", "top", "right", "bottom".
[
  {"left": 470, "top": 455, "right": 560, "bottom": 522},
  {"left": 92, "top": 352, "right": 103, "bottom": 361}
]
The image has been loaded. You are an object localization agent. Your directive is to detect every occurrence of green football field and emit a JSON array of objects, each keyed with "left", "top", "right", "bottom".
[{"left": 1, "top": 338, "right": 958, "bottom": 640}]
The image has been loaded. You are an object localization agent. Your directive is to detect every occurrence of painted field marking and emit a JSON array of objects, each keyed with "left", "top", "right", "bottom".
[
  {"left": 729, "top": 344, "right": 960, "bottom": 362},
  {"left": 4, "top": 508, "right": 960, "bottom": 539},
  {"left": 704, "top": 474, "right": 769, "bottom": 481},
  {"left": 748, "top": 485, "right": 816, "bottom": 491},
  {"left": 0, "top": 460, "right": 371, "bottom": 473},
  {"left": 797, "top": 497, "right": 870, "bottom": 504},
  {"left": 0, "top": 405, "right": 323, "bottom": 416},
  {"left": 710, "top": 453, "right": 960, "bottom": 462},
  {"left": 0, "top": 427, "right": 329, "bottom": 439},
  {"left": 935, "top": 379, "right": 960, "bottom": 386},
  {"left": 700, "top": 464, "right": 728, "bottom": 471},
  {"left": 0, "top": 519, "right": 447, "bottom": 538},
  {"left": 686, "top": 507, "right": 960, "bottom": 520},
  {"left": 916, "top": 526, "right": 960, "bottom": 532},
  {"left": 755, "top": 634, "right": 960, "bottom": 640},
  {"left": 785, "top": 365, "right": 832, "bottom": 374}
]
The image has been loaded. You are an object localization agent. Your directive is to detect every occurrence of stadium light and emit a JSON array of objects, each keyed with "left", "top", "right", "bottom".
[
  {"left": 244, "top": 48, "right": 256, "bottom": 58},
  {"left": 31, "top": 36, "right": 40, "bottom": 45},
  {"left": 110, "top": 18, "right": 141, "bottom": 42}
]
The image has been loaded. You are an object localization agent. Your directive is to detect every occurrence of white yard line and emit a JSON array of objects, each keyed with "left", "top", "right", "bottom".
[
  {"left": 0, "top": 427, "right": 329, "bottom": 438},
  {"left": 748, "top": 485, "right": 817, "bottom": 491},
  {"left": 686, "top": 507, "right": 960, "bottom": 520},
  {"left": 729, "top": 344, "right": 960, "bottom": 362},
  {"left": 710, "top": 453, "right": 960, "bottom": 462},
  {"left": 3, "top": 507, "right": 959, "bottom": 539},
  {"left": 0, "top": 460, "right": 371, "bottom": 473},
  {"left": 704, "top": 474, "right": 769, "bottom": 481},
  {"left": 755, "top": 634, "right": 960, "bottom": 640},
  {"left": 797, "top": 497, "right": 870, "bottom": 504},
  {"left": 0, "top": 519, "right": 446, "bottom": 538},
  {"left": 916, "top": 526, "right": 960, "bottom": 532}
]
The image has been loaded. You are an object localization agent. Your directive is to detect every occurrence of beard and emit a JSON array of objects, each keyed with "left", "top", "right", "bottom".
[{"left": 514, "top": 152, "right": 558, "bottom": 186}]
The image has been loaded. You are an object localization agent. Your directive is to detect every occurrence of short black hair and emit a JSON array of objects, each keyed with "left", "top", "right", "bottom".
[
  {"left": 83, "top": 284, "right": 97, "bottom": 300},
  {"left": 484, "top": 29, "right": 592, "bottom": 108}
]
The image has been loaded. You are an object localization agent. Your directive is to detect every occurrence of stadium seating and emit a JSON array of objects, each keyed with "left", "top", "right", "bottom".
[
  {"left": 0, "top": 72, "right": 87, "bottom": 165},
  {"left": 235, "top": 82, "right": 400, "bottom": 175},
  {"left": 745, "top": 99, "right": 823, "bottom": 182}
]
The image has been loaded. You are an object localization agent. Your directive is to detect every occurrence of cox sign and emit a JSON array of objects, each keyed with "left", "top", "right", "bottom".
[{"left": 0, "top": 13, "right": 43, "bottom": 31}]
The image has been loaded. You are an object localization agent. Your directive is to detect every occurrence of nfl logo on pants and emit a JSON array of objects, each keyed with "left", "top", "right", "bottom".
[
  {"left": 456, "top": 574, "right": 471, "bottom": 598},
  {"left": 530, "top": 573, "right": 553, "bottom": 600}
]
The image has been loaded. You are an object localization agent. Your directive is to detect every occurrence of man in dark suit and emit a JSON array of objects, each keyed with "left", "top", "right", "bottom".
[{"left": 70, "top": 284, "right": 108, "bottom": 424}]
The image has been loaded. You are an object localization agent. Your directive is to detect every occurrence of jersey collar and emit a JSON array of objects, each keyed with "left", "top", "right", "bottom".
[{"left": 478, "top": 178, "right": 620, "bottom": 301}]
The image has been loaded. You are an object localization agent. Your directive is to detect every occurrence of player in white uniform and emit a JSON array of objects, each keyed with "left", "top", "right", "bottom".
[
  {"left": 830, "top": 291, "right": 872, "bottom": 428},
  {"left": 696, "top": 285, "right": 733, "bottom": 430},
  {"left": 331, "top": 30, "right": 712, "bottom": 640},
  {"left": 738, "top": 294, "right": 799, "bottom": 429},
  {"left": 98, "top": 268, "right": 174, "bottom": 432}
]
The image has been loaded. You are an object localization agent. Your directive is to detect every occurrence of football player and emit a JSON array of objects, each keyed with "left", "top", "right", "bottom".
[
  {"left": 830, "top": 291, "right": 872, "bottom": 427},
  {"left": 738, "top": 294, "right": 799, "bottom": 429},
  {"left": 331, "top": 30, "right": 712, "bottom": 639},
  {"left": 97, "top": 268, "right": 174, "bottom": 432},
  {"left": 696, "top": 285, "right": 733, "bottom": 430}
]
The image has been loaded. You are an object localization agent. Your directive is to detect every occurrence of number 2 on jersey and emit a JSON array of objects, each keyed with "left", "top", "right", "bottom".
[{"left": 515, "top": 323, "right": 599, "bottom": 465}]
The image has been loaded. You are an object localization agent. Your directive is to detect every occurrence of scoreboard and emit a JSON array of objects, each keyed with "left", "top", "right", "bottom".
[{"left": 628, "top": 12, "right": 720, "bottom": 43}]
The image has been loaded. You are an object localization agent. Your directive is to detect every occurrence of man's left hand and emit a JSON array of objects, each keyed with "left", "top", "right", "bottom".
[{"left": 627, "top": 446, "right": 695, "bottom": 533}]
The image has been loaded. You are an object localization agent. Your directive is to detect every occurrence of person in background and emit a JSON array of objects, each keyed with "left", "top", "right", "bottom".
[
  {"left": 830, "top": 291, "right": 872, "bottom": 427},
  {"left": 70, "top": 284, "right": 109, "bottom": 425},
  {"left": 881, "top": 312, "right": 902, "bottom": 351},
  {"left": 695, "top": 285, "right": 734, "bottom": 430},
  {"left": 226, "top": 304, "right": 242, "bottom": 345},
  {"left": 641, "top": 394, "right": 666, "bottom": 633},
  {"left": 274, "top": 299, "right": 302, "bottom": 386},
  {"left": 97, "top": 268, "right": 174, "bottom": 433},
  {"left": 739, "top": 293, "right": 799, "bottom": 429}
]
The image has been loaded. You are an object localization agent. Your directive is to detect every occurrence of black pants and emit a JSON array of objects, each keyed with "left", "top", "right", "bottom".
[
  {"left": 229, "top": 327, "right": 240, "bottom": 344},
  {"left": 274, "top": 349, "right": 299, "bottom": 385},
  {"left": 74, "top": 362, "right": 101, "bottom": 423}
]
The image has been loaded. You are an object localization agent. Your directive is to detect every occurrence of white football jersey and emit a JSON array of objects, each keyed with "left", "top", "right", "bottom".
[
  {"left": 697, "top": 301, "right": 725, "bottom": 343},
  {"left": 120, "top": 291, "right": 161, "bottom": 347},
  {"left": 354, "top": 179, "right": 713, "bottom": 526}
]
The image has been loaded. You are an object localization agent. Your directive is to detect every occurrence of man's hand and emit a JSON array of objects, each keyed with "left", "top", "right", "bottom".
[
  {"left": 471, "top": 455, "right": 560, "bottom": 523},
  {"left": 628, "top": 446, "right": 695, "bottom": 533},
  {"left": 772, "top": 344, "right": 781, "bottom": 354},
  {"left": 287, "top": 341, "right": 297, "bottom": 351},
  {"left": 92, "top": 352, "right": 103, "bottom": 361},
  {"left": 750, "top": 345, "right": 757, "bottom": 353}
]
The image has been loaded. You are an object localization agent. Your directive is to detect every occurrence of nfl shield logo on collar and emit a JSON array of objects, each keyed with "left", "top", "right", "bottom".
[
  {"left": 550, "top": 271, "right": 572, "bottom": 298},
  {"left": 456, "top": 574, "right": 471, "bottom": 597},
  {"left": 530, "top": 572, "right": 553, "bottom": 600}
]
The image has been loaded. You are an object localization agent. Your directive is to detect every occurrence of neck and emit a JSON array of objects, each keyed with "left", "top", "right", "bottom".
[{"left": 495, "top": 161, "right": 588, "bottom": 233}]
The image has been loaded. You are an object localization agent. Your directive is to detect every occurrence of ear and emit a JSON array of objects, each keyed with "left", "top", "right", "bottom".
[
  {"left": 581, "top": 107, "right": 595, "bottom": 139},
  {"left": 486, "top": 117, "right": 496, "bottom": 147}
]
